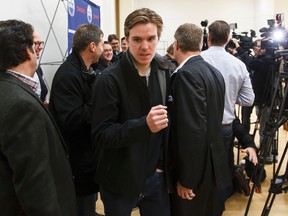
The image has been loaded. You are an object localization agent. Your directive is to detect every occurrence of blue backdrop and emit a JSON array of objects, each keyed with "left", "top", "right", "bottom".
[{"left": 68, "top": 0, "right": 100, "bottom": 53}]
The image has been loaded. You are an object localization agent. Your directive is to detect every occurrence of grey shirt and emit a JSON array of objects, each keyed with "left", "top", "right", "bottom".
[{"left": 201, "top": 46, "right": 254, "bottom": 124}]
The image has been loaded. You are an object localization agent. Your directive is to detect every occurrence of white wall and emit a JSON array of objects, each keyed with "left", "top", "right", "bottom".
[
  {"left": 92, "top": 0, "right": 117, "bottom": 38},
  {"left": 254, "top": 0, "right": 275, "bottom": 33}
]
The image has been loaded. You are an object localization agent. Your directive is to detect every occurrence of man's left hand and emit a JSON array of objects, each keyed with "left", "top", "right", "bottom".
[{"left": 177, "top": 181, "right": 195, "bottom": 200}]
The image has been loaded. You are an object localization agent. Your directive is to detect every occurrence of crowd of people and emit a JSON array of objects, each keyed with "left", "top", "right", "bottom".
[{"left": 1, "top": 7, "right": 267, "bottom": 216}]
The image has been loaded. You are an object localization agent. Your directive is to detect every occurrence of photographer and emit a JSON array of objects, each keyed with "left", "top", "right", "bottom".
[{"left": 231, "top": 38, "right": 275, "bottom": 163}]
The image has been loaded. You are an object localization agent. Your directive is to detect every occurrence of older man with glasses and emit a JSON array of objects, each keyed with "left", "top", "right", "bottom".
[{"left": 33, "top": 31, "right": 49, "bottom": 104}]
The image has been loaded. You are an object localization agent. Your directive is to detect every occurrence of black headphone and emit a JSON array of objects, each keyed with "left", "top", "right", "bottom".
[{"left": 81, "top": 67, "right": 97, "bottom": 83}]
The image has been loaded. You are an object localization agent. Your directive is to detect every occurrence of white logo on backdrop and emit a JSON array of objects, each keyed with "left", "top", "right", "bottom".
[
  {"left": 68, "top": 0, "right": 75, "bottom": 17},
  {"left": 87, "top": 5, "right": 92, "bottom": 23}
]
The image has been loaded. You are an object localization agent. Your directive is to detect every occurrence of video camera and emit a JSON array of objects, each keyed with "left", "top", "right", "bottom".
[
  {"left": 259, "top": 17, "right": 288, "bottom": 50},
  {"left": 227, "top": 23, "right": 256, "bottom": 51},
  {"left": 256, "top": 14, "right": 288, "bottom": 60}
]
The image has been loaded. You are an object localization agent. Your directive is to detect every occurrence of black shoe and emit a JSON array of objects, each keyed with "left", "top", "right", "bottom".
[{"left": 234, "top": 166, "right": 250, "bottom": 196}]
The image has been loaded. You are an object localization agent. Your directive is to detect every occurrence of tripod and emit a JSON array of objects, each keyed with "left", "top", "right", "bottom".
[
  {"left": 245, "top": 51, "right": 288, "bottom": 216},
  {"left": 262, "top": 142, "right": 288, "bottom": 215}
]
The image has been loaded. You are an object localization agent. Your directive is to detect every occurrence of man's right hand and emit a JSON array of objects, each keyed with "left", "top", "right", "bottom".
[{"left": 146, "top": 105, "right": 168, "bottom": 133}]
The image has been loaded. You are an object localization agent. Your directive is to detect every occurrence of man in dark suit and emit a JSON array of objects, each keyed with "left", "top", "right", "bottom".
[
  {"left": 0, "top": 19, "right": 76, "bottom": 216},
  {"left": 169, "top": 23, "right": 231, "bottom": 216}
]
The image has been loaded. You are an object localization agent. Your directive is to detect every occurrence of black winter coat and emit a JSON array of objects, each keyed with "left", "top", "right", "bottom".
[
  {"left": 91, "top": 51, "right": 175, "bottom": 198},
  {"left": 49, "top": 49, "right": 99, "bottom": 196}
]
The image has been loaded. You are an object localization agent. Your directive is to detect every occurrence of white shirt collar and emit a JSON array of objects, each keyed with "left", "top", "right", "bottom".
[{"left": 171, "top": 54, "right": 198, "bottom": 76}]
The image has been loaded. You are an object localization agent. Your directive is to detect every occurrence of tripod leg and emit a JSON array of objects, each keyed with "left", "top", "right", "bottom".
[
  {"left": 244, "top": 134, "right": 273, "bottom": 216},
  {"left": 261, "top": 140, "right": 288, "bottom": 215},
  {"left": 261, "top": 193, "right": 277, "bottom": 216}
]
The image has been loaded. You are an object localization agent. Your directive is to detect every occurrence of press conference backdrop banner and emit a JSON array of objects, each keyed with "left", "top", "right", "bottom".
[{"left": 68, "top": 0, "right": 100, "bottom": 53}]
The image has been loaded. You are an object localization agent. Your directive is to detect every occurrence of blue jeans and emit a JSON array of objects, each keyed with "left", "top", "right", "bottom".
[
  {"left": 100, "top": 172, "right": 170, "bottom": 216},
  {"left": 76, "top": 193, "right": 97, "bottom": 216}
]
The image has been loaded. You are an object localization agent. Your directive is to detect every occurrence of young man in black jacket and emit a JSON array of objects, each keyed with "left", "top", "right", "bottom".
[{"left": 91, "top": 8, "right": 176, "bottom": 216}]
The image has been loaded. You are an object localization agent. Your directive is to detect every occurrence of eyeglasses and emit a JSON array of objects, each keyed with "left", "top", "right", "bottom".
[{"left": 34, "top": 41, "right": 44, "bottom": 47}]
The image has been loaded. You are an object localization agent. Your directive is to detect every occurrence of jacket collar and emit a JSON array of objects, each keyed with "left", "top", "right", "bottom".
[
  {"left": 67, "top": 48, "right": 87, "bottom": 72},
  {"left": 120, "top": 50, "right": 172, "bottom": 76}
]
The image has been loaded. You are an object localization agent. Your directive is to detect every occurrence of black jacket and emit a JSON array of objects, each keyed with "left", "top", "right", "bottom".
[
  {"left": 0, "top": 73, "right": 76, "bottom": 216},
  {"left": 49, "top": 49, "right": 98, "bottom": 196},
  {"left": 249, "top": 55, "right": 274, "bottom": 107},
  {"left": 92, "top": 57, "right": 112, "bottom": 74},
  {"left": 91, "top": 51, "right": 175, "bottom": 198},
  {"left": 235, "top": 49, "right": 273, "bottom": 107},
  {"left": 232, "top": 118, "right": 257, "bottom": 150},
  {"left": 36, "top": 66, "right": 48, "bottom": 102},
  {"left": 168, "top": 55, "right": 231, "bottom": 215}
]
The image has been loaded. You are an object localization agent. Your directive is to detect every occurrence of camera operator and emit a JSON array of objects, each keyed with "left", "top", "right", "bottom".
[{"left": 231, "top": 38, "right": 275, "bottom": 163}]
